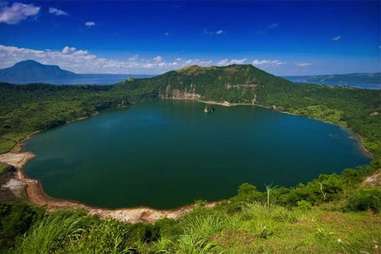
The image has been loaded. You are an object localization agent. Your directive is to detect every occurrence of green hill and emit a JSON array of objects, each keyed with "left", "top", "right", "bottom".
[{"left": 117, "top": 64, "right": 293, "bottom": 104}]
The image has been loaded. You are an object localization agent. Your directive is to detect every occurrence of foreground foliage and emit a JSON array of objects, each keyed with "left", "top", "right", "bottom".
[{"left": 2, "top": 196, "right": 380, "bottom": 253}]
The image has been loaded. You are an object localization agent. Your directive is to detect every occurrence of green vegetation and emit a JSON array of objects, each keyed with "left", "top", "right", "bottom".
[
  {"left": 346, "top": 188, "right": 381, "bottom": 212},
  {"left": 0, "top": 83, "right": 128, "bottom": 153},
  {"left": 0, "top": 203, "right": 43, "bottom": 251},
  {"left": 0, "top": 163, "right": 7, "bottom": 175},
  {"left": 1, "top": 64, "right": 380, "bottom": 253},
  {"left": 2, "top": 192, "right": 380, "bottom": 253}
]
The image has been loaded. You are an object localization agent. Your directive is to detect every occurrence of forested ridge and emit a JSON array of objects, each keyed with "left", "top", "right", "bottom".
[
  {"left": 1, "top": 64, "right": 380, "bottom": 253},
  {"left": 0, "top": 83, "right": 128, "bottom": 153}
]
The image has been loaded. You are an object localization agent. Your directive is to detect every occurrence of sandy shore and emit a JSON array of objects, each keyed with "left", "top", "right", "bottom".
[
  {"left": 0, "top": 151, "right": 216, "bottom": 223},
  {"left": 198, "top": 99, "right": 254, "bottom": 107}
]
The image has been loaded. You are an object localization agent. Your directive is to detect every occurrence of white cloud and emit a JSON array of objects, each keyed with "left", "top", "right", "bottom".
[
  {"left": 49, "top": 7, "right": 68, "bottom": 16},
  {"left": 0, "top": 44, "right": 301, "bottom": 74},
  {"left": 0, "top": 44, "right": 220, "bottom": 74},
  {"left": 332, "top": 35, "right": 341, "bottom": 41},
  {"left": 217, "top": 58, "right": 247, "bottom": 66},
  {"left": 215, "top": 29, "right": 224, "bottom": 35},
  {"left": 153, "top": 56, "right": 163, "bottom": 63},
  {"left": 0, "top": 2, "right": 40, "bottom": 24},
  {"left": 252, "top": 59, "right": 284, "bottom": 66},
  {"left": 164, "top": 32, "right": 169, "bottom": 36},
  {"left": 85, "top": 21, "right": 95, "bottom": 27},
  {"left": 62, "top": 46, "right": 76, "bottom": 54},
  {"left": 204, "top": 28, "right": 225, "bottom": 36},
  {"left": 296, "top": 63, "right": 312, "bottom": 67}
]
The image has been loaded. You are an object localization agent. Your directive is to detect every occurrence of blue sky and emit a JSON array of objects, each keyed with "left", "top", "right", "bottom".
[{"left": 0, "top": 0, "right": 380, "bottom": 75}]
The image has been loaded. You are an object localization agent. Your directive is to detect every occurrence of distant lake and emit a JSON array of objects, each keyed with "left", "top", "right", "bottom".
[{"left": 25, "top": 101, "right": 369, "bottom": 209}]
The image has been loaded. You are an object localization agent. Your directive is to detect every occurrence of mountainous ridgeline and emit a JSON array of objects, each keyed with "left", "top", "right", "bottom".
[
  {"left": 2, "top": 60, "right": 379, "bottom": 89},
  {"left": 285, "top": 73, "right": 381, "bottom": 89},
  {"left": 0, "top": 60, "right": 149, "bottom": 85}
]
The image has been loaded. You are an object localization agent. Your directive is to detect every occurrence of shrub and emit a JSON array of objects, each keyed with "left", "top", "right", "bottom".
[
  {"left": 297, "top": 200, "right": 312, "bottom": 210},
  {"left": 284, "top": 174, "right": 344, "bottom": 206},
  {"left": 66, "top": 219, "right": 132, "bottom": 254},
  {"left": 234, "top": 183, "right": 264, "bottom": 203},
  {"left": 346, "top": 188, "right": 381, "bottom": 212},
  {"left": 0, "top": 203, "right": 43, "bottom": 250},
  {"left": 14, "top": 211, "right": 93, "bottom": 254},
  {"left": 127, "top": 223, "right": 161, "bottom": 244}
]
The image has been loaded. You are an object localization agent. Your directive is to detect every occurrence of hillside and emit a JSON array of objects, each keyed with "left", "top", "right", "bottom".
[
  {"left": 0, "top": 83, "right": 128, "bottom": 153},
  {"left": 0, "top": 64, "right": 381, "bottom": 253},
  {"left": 117, "top": 64, "right": 293, "bottom": 104},
  {"left": 285, "top": 73, "right": 381, "bottom": 89}
]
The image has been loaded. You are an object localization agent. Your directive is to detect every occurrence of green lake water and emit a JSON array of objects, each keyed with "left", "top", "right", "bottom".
[{"left": 25, "top": 101, "right": 370, "bottom": 209}]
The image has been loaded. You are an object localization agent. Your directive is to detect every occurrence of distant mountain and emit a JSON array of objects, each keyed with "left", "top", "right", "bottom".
[
  {"left": 0, "top": 60, "right": 76, "bottom": 83},
  {"left": 284, "top": 73, "right": 381, "bottom": 89},
  {"left": 0, "top": 60, "right": 151, "bottom": 85}
]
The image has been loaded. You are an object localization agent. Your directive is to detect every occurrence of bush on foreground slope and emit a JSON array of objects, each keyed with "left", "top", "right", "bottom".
[
  {"left": 1, "top": 165, "right": 381, "bottom": 254},
  {"left": 2, "top": 193, "right": 380, "bottom": 254}
]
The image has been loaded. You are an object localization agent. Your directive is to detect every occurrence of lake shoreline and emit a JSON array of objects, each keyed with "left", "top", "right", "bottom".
[
  {"left": 0, "top": 109, "right": 220, "bottom": 224},
  {"left": 0, "top": 151, "right": 218, "bottom": 223},
  {"left": 0, "top": 98, "right": 373, "bottom": 223}
]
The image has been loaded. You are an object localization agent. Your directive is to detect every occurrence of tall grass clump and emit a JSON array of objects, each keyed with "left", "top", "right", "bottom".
[
  {"left": 0, "top": 203, "right": 43, "bottom": 251},
  {"left": 64, "top": 219, "right": 131, "bottom": 254},
  {"left": 13, "top": 210, "right": 92, "bottom": 254},
  {"left": 173, "top": 209, "right": 230, "bottom": 253}
]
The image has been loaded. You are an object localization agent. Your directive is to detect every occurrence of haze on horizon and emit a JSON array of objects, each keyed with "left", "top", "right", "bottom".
[{"left": 0, "top": 0, "right": 380, "bottom": 75}]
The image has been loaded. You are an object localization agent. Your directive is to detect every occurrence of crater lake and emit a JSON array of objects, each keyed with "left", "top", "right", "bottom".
[{"left": 24, "top": 101, "right": 370, "bottom": 209}]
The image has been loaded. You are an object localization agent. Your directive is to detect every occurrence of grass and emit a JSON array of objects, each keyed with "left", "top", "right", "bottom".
[
  {"left": 7, "top": 203, "right": 380, "bottom": 254},
  {"left": 0, "top": 138, "right": 16, "bottom": 154}
]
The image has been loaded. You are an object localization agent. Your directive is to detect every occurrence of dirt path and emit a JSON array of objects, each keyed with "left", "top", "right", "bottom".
[{"left": 0, "top": 152, "right": 214, "bottom": 223}]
